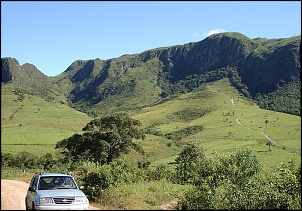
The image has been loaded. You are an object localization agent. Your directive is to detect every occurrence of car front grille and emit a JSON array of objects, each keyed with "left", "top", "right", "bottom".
[{"left": 53, "top": 197, "right": 75, "bottom": 204}]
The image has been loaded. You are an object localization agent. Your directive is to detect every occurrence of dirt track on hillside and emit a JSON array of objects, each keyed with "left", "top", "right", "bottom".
[
  {"left": 232, "top": 98, "right": 282, "bottom": 147},
  {"left": 235, "top": 118, "right": 282, "bottom": 147}
]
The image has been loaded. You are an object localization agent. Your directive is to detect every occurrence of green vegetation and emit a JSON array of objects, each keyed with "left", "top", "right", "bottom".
[
  {"left": 2, "top": 77, "right": 300, "bottom": 167},
  {"left": 254, "top": 80, "right": 301, "bottom": 115},
  {"left": 175, "top": 145, "right": 300, "bottom": 210},
  {"left": 55, "top": 114, "right": 145, "bottom": 164},
  {"left": 2, "top": 77, "right": 300, "bottom": 209},
  {"left": 1, "top": 83, "right": 92, "bottom": 155},
  {"left": 2, "top": 145, "right": 300, "bottom": 210}
]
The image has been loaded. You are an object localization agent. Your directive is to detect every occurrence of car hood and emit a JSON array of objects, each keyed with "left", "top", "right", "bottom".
[{"left": 37, "top": 189, "right": 86, "bottom": 198}]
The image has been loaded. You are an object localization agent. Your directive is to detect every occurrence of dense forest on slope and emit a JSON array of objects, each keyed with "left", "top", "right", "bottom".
[{"left": 1, "top": 32, "right": 300, "bottom": 116}]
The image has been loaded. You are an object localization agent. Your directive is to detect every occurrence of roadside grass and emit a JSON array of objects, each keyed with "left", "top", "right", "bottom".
[
  {"left": 98, "top": 179, "right": 189, "bottom": 210},
  {"left": 1, "top": 167, "right": 40, "bottom": 182}
]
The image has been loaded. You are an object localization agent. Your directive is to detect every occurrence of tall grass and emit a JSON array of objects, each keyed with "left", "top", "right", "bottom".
[{"left": 98, "top": 180, "right": 189, "bottom": 210}]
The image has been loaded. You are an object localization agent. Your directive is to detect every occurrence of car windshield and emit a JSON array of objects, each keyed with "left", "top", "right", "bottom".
[{"left": 38, "top": 176, "right": 77, "bottom": 190}]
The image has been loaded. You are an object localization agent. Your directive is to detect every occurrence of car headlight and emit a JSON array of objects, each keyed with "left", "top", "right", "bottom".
[
  {"left": 39, "top": 197, "right": 54, "bottom": 204},
  {"left": 75, "top": 196, "right": 88, "bottom": 203}
]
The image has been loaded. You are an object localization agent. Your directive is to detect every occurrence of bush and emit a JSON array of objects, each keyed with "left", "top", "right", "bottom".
[
  {"left": 176, "top": 147, "right": 301, "bottom": 210},
  {"left": 81, "top": 170, "right": 112, "bottom": 201},
  {"left": 176, "top": 184, "right": 214, "bottom": 210},
  {"left": 147, "top": 164, "right": 174, "bottom": 181},
  {"left": 79, "top": 159, "right": 149, "bottom": 201}
]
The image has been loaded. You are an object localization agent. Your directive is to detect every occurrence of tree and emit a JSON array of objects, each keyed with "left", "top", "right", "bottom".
[
  {"left": 265, "top": 119, "right": 269, "bottom": 129},
  {"left": 266, "top": 141, "right": 272, "bottom": 151},
  {"left": 175, "top": 142, "right": 206, "bottom": 184},
  {"left": 39, "top": 153, "right": 54, "bottom": 170},
  {"left": 1, "top": 153, "right": 16, "bottom": 167},
  {"left": 15, "top": 151, "right": 39, "bottom": 169},
  {"left": 55, "top": 114, "right": 145, "bottom": 164}
]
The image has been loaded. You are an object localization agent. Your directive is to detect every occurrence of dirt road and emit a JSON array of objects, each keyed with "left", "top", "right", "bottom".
[
  {"left": 1, "top": 179, "right": 99, "bottom": 210},
  {"left": 235, "top": 118, "right": 282, "bottom": 147},
  {"left": 1, "top": 179, "right": 28, "bottom": 210}
]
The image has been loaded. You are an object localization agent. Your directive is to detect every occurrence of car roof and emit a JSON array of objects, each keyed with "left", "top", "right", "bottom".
[{"left": 37, "top": 172, "right": 72, "bottom": 177}]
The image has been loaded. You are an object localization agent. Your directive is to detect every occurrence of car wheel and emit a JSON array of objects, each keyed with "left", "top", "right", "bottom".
[
  {"left": 32, "top": 202, "right": 36, "bottom": 210},
  {"left": 25, "top": 199, "right": 30, "bottom": 210}
]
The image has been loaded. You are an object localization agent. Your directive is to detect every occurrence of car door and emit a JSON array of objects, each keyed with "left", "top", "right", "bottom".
[{"left": 26, "top": 176, "right": 38, "bottom": 208}]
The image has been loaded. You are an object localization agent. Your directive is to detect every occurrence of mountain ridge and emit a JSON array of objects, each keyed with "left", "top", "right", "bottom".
[{"left": 1, "top": 32, "right": 301, "bottom": 116}]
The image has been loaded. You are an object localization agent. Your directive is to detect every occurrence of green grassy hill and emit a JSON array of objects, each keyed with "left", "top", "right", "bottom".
[
  {"left": 128, "top": 78, "right": 301, "bottom": 170},
  {"left": 1, "top": 78, "right": 300, "bottom": 171},
  {"left": 1, "top": 83, "right": 92, "bottom": 156}
]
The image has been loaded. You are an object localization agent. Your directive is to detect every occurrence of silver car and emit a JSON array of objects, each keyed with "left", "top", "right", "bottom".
[{"left": 25, "top": 172, "right": 89, "bottom": 210}]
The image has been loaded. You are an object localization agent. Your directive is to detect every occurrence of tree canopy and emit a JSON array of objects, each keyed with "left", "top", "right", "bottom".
[{"left": 55, "top": 114, "right": 145, "bottom": 164}]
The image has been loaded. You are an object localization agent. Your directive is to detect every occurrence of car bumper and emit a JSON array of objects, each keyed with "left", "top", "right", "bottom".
[{"left": 34, "top": 203, "right": 89, "bottom": 210}]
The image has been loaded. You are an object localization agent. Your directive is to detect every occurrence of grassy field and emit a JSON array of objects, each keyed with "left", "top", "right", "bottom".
[
  {"left": 1, "top": 84, "right": 92, "bottom": 156},
  {"left": 130, "top": 79, "right": 301, "bottom": 171},
  {"left": 1, "top": 78, "right": 301, "bottom": 172}
]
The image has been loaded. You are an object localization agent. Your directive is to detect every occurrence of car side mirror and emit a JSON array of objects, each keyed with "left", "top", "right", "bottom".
[
  {"left": 28, "top": 186, "right": 35, "bottom": 192},
  {"left": 79, "top": 186, "right": 85, "bottom": 190}
]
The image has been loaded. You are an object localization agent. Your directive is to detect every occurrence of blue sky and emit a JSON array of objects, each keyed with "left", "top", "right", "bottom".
[{"left": 1, "top": 1, "right": 301, "bottom": 77}]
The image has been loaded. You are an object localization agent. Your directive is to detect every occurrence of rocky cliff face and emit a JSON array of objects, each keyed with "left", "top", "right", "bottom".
[
  {"left": 238, "top": 38, "right": 301, "bottom": 93},
  {"left": 137, "top": 33, "right": 254, "bottom": 80},
  {"left": 189, "top": 34, "right": 254, "bottom": 68},
  {"left": 134, "top": 32, "right": 300, "bottom": 94},
  {"left": 1, "top": 57, "right": 50, "bottom": 88},
  {"left": 2, "top": 57, "right": 23, "bottom": 82}
]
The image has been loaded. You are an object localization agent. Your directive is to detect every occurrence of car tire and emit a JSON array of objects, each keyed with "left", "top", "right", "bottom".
[
  {"left": 25, "top": 199, "right": 30, "bottom": 210},
  {"left": 32, "top": 202, "right": 36, "bottom": 210}
]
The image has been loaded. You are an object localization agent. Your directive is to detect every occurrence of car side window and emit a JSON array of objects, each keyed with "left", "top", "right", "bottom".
[
  {"left": 29, "top": 177, "right": 35, "bottom": 187},
  {"left": 32, "top": 177, "right": 38, "bottom": 188},
  {"left": 30, "top": 176, "right": 37, "bottom": 188}
]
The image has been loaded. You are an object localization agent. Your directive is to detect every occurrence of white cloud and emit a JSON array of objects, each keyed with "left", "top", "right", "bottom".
[
  {"left": 193, "top": 32, "right": 199, "bottom": 37},
  {"left": 205, "top": 28, "right": 226, "bottom": 36}
]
